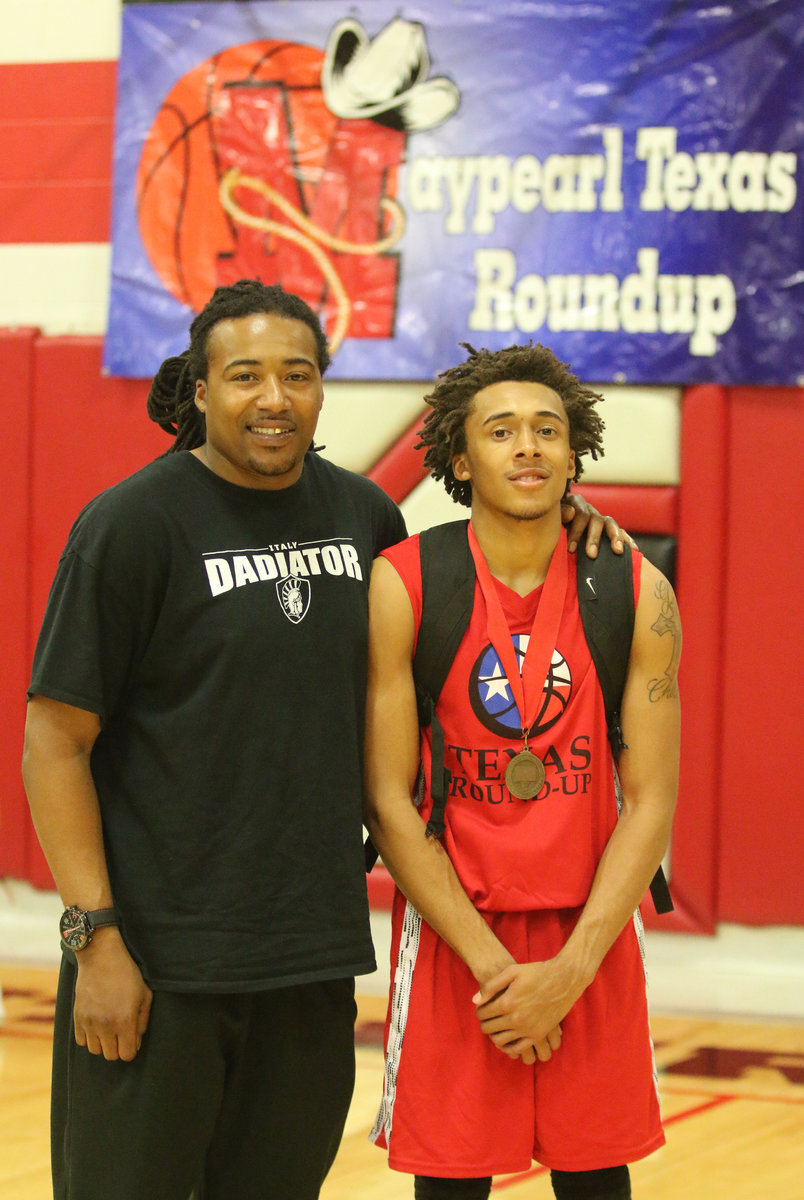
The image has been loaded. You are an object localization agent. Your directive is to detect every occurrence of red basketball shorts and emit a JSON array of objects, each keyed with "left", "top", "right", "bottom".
[{"left": 370, "top": 897, "right": 664, "bottom": 1177}]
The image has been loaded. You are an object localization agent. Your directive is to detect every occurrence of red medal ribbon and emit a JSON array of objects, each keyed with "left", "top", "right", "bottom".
[{"left": 467, "top": 524, "right": 569, "bottom": 742}]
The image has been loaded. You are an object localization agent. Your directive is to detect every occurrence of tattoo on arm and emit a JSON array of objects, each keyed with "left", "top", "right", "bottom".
[{"left": 647, "top": 580, "right": 681, "bottom": 702}]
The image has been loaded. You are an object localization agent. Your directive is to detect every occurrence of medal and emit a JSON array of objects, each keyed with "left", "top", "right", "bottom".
[
  {"left": 505, "top": 746, "right": 546, "bottom": 799},
  {"left": 467, "top": 524, "right": 569, "bottom": 800}
]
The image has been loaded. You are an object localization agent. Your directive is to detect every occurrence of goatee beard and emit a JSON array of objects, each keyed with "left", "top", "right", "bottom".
[{"left": 505, "top": 508, "right": 547, "bottom": 523}]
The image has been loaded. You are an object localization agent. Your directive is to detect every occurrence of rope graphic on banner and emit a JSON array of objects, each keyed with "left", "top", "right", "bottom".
[{"left": 219, "top": 167, "right": 406, "bottom": 354}]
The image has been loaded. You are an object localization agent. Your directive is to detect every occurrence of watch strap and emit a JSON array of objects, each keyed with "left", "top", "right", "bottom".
[{"left": 85, "top": 907, "right": 119, "bottom": 930}]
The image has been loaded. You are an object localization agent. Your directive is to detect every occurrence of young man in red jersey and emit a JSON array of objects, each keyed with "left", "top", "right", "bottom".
[{"left": 364, "top": 342, "right": 680, "bottom": 1200}]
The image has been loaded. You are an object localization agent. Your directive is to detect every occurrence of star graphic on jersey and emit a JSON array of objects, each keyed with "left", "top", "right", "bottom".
[{"left": 481, "top": 667, "right": 511, "bottom": 701}]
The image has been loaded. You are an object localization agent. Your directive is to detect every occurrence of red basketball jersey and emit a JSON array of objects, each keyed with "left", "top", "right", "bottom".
[{"left": 382, "top": 534, "right": 643, "bottom": 913}]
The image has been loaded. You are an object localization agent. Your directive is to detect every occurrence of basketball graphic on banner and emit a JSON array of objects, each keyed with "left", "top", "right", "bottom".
[
  {"left": 137, "top": 42, "right": 331, "bottom": 314},
  {"left": 136, "top": 36, "right": 418, "bottom": 349}
]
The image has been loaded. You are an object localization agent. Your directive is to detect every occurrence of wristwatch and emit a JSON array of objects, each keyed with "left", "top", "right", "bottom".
[{"left": 59, "top": 906, "right": 119, "bottom": 951}]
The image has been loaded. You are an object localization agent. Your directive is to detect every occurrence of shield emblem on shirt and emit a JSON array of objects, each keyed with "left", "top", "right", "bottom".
[{"left": 276, "top": 574, "right": 311, "bottom": 624}]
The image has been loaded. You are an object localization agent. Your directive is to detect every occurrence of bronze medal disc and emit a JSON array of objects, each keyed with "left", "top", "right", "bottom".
[{"left": 505, "top": 749, "right": 546, "bottom": 799}]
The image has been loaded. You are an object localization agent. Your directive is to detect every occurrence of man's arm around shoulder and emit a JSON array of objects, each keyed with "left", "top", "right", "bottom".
[{"left": 22, "top": 696, "right": 152, "bottom": 1062}]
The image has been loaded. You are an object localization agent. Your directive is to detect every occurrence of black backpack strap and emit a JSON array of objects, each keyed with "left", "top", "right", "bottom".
[
  {"left": 364, "top": 835, "right": 380, "bottom": 871},
  {"left": 365, "top": 521, "right": 475, "bottom": 869},
  {"left": 414, "top": 522, "right": 475, "bottom": 723},
  {"left": 646, "top": 856, "right": 673, "bottom": 913},
  {"left": 414, "top": 521, "right": 475, "bottom": 839},
  {"left": 576, "top": 540, "right": 634, "bottom": 759},
  {"left": 577, "top": 539, "right": 673, "bottom": 915}
]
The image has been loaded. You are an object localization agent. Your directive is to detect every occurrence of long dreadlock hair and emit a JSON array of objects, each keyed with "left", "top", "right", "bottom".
[
  {"left": 417, "top": 342, "right": 606, "bottom": 508},
  {"left": 146, "top": 279, "right": 331, "bottom": 452}
]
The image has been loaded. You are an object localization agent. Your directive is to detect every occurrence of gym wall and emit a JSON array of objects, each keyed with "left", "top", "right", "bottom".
[{"left": 1, "top": 4, "right": 802, "bottom": 930}]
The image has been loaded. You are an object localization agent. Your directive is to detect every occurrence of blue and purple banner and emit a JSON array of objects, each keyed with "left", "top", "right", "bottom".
[{"left": 106, "top": 0, "right": 803, "bottom": 383}]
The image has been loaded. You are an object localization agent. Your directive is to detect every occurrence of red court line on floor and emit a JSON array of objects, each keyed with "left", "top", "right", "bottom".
[
  {"left": 661, "top": 1086, "right": 804, "bottom": 1107},
  {"left": 663, "top": 1094, "right": 734, "bottom": 1124}
]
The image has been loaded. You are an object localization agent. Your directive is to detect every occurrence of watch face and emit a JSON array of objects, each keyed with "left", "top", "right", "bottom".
[{"left": 60, "top": 907, "right": 90, "bottom": 951}]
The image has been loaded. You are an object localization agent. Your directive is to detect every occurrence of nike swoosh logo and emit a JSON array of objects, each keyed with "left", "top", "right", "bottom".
[{"left": 586, "top": 577, "right": 596, "bottom": 596}]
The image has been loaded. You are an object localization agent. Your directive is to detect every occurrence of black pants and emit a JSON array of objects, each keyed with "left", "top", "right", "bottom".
[
  {"left": 52, "top": 957, "right": 357, "bottom": 1200},
  {"left": 414, "top": 1166, "right": 631, "bottom": 1200}
]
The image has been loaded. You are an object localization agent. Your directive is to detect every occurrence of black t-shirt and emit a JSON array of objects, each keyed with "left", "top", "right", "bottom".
[{"left": 29, "top": 451, "right": 406, "bottom": 991}]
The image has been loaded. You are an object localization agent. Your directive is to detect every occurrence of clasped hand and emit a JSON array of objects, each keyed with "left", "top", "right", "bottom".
[{"left": 472, "top": 959, "right": 582, "bottom": 1066}]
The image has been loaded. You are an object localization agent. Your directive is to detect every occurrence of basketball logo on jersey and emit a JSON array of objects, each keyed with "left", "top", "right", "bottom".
[
  {"left": 469, "top": 635, "right": 572, "bottom": 738},
  {"left": 277, "top": 575, "right": 311, "bottom": 624}
]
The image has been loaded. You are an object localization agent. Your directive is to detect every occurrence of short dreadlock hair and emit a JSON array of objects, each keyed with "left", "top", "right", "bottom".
[
  {"left": 418, "top": 342, "right": 606, "bottom": 508},
  {"left": 146, "top": 279, "right": 331, "bottom": 452}
]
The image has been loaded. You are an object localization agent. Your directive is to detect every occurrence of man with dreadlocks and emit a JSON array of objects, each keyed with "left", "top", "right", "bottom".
[
  {"left": 364, "top": 343, "right": 681, "bottom": 1200},
  {"left": 21, "top": 279, "right": 409, "bottom": 1200}
]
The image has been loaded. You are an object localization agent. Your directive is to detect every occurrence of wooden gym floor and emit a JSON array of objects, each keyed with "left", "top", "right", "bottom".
[{"left": 1, "top": 964, "right": 802, "bottom": 1200}]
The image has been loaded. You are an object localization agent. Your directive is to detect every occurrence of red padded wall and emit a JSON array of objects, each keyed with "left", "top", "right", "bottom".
[
  {"left": 29, "top": 339, "right": 163, "bottom": 640},
  {"left": 661, "top": 386, "right": 729, "bottom": 932},
  {"left": 13, "top": 335, "right": 165, "bottom": 887},
  {"left": 717, "top": 387, "right": 804, "bottom": 923},
  {"left": 0, "top": 331, "right": 36, "bottom": 878}
]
